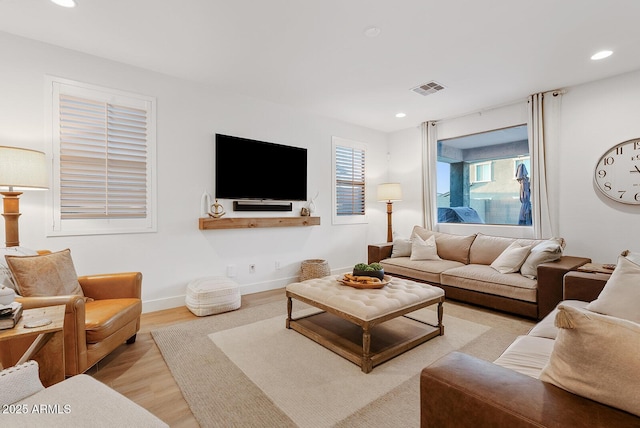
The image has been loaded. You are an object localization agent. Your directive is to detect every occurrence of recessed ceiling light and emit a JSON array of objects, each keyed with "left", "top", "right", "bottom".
[
  {"left": 591, "top": 50, "right": 613, "bottom": 60},
  {"left": 51, "top": 0, "right": 77, "bottom": 7},
  {"left": 363, "top": 26, "right": 381, "bottom": 38},
  {"left": 395, "top": 112, "right": 406, "bottom": 118}
]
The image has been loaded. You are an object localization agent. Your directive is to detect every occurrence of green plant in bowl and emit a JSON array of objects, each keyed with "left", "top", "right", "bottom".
[{"left": 352, "top": 262, "right": 385, "bottom": 280}]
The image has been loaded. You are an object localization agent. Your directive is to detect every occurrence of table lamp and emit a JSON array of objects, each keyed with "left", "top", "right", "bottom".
[
  {"left": 377, "top": 183, "right": 402, "bottom": 242},
  {"left": 0, "top": 146, "right": 48, "bottom": 247}
]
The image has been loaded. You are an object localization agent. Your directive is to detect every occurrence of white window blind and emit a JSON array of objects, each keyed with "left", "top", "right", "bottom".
[
  {"left": 59, "top": 94, "right": 148, "bottom": 219},
  {"left": 47, "top": 77, "right": 157, "bottom": 236},
  {"left": 332, "top": 136, "right": 367, "bottom": 225},
  {"left": 335, "top": 145, "right": 366, "bottom": 216}
]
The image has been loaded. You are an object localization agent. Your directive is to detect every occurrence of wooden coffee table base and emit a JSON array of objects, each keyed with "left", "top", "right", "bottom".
[{"left": 286, "top": 292, "right": 444, "bottom": 373}]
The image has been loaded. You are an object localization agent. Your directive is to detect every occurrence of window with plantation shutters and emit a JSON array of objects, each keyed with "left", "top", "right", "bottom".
[
  {"left": 46, "top": 77, "right": 157, "bottom": 236},
  {"left": 332, "top": 137, "right": 368, "bottom": 225}
]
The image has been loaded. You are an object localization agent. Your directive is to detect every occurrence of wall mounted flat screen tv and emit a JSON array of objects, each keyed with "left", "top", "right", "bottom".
[{"left": 215, "top": 134, "right": 307, "bottom": 201}]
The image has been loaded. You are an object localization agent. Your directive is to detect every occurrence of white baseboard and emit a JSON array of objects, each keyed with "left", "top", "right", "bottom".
[{"left": 141, "top": 267, "right": 351, "bottom": 314}]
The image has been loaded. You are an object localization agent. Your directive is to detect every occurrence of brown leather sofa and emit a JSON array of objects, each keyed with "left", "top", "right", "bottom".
[
  {"left": 16, "top": 272, "right": 142, "bottom": 376},
  {"left": 419, "top": 272, "right": 639, "bottom": 427}
]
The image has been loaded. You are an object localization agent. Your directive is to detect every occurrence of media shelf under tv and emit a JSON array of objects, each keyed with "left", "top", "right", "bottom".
[{"left": 198, "top": 216, "right": 320, "bottom": 230}]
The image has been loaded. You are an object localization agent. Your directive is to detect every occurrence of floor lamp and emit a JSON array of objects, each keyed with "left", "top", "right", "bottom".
[
  {"left": 377, "top": 183, "right": 402, "bottom": 243},
  {"left": 0, "top": 146, "right": 48, "bottom": 247}
]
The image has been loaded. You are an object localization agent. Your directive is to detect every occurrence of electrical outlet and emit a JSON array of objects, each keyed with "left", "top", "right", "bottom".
[
  {"left": 249, "top": 264, "right": 256, "bottom": 273},
  {"left": 226, "top": 265, "right": 236, "bottom": 278},
  {"left": 275, "top": 261, "right": 281, "bottom": 270}
]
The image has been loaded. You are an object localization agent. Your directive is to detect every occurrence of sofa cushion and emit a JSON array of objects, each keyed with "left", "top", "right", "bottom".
[
  {"left": 539, "top": 304, "right": 640, "bottom": 417},
  {"left": 411, "top": 226, "right": 475, "bottom": 264},
  {"left": 528, "top": 300, "right": 589, "bottom": 339},
  {"left": 84, "top": 298, "right": 142, "bottom": 344},
  {"left": 5, "top": 249, "right": 84, "bottom": 298},
  {"left": 520, "top": 238, "right": 565, "bottom": 279},
  {"left": 469, "top": 234, "right": 543, "bottom": 265},
  {"left": 490, "top": 241, "right": 531, "bottom": 274},
  {"left": 586, "top": 254, "right": 640, "bottom": 323},
  {"left": 390, "top": 237, "right": 412, "bottom": 258},
  {"left": 380, "top": 257, "right": 464, "bottom": 284},
  {"left": 410, "top": 234, "right": 441, "bottom": 261},
  {"left": 493, "top": 335, "right": 555, "bottom": 378},
  {"left": 441, "top": 264, "right": 537, "bottom": 303}
]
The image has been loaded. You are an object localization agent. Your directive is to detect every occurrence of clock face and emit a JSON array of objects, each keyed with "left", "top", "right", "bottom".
[{"left": 594, "top": 138, "right": 640, "bottom": 205}]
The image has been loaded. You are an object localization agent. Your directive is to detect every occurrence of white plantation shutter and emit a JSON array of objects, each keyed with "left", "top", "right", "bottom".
[
  {"left": 59, "top": 95, "right": 148, "bottom": 219},
  {"left": 332, "top": 137, "right": 368, "bottom": 224},
  {"left": 47, "top": 78, "right": 156, "bottom": 235},
  {"left": 335, "top": 145, "right": 366, "bottom": 215}
]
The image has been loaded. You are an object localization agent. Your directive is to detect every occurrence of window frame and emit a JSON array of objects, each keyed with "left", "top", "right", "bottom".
[
  {"left": 472, "top": 161, "right": 492, "bottom": 183},
  {"left": 331, "top": 136, "right": 368, "bottom": 225},
  {"left": 45, "top": 76, "right": 157, "bottom": 236}
]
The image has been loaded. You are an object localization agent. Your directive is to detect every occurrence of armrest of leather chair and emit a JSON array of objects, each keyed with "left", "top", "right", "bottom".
[
  {"left": 78, "top": 272, "right": 142, "bottom": 301},
  {"left": 16, "top": 295, "right": 88, "bottom": 374},
  {"left": 536, "top": 255, "right": 590, "bottom": 320},
  {"left": 368, "top": 243, "right": 393, "bottom": 264},
  {"left": 420, "top": 351, "right": 637, "bottom": 428}
]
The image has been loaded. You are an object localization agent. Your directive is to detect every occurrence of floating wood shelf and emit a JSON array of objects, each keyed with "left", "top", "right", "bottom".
[{"left": 199, "top": 216, "right": 320, "bottom": 230}]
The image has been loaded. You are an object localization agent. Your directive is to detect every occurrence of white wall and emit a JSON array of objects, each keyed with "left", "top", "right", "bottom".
[
  {"left": 389, "top": 71, "right": 640, "bottom": 264},
  {"left": 0, "top": 32, "right": 389, "bottom": 312}
]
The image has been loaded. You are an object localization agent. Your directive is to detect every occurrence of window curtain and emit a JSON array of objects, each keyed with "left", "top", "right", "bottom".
[
  {"left": 528, "top": 91, "right": 563, "bottom": 238},
  {"left": 421, "top": 121, "right": 438, "bottom": 230}
]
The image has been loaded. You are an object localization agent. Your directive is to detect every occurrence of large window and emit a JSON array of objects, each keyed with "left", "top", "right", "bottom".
[
  {"left": 437, "top": 124, "right": 530, "bottom": 225},
  {"left": 46, "top": 77, "right": 157, "bottom": 236},
  {"left": 332, "top": 137, "right": 367, "bottom": 224}
]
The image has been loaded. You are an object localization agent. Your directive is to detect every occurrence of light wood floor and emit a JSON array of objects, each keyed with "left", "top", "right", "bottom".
[{"left": 87, "top": 288, "right": 286, "bottom": 428}]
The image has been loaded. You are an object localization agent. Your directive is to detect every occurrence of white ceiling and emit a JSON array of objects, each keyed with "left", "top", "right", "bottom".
[{"left": 1, "top": 0, "right": 640, "bottom": 133}]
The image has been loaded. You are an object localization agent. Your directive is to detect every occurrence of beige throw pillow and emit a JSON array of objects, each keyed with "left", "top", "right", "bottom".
[
  {"left": 539, "top": 304, "right": 640, "bottom": 417},
  {"left": 586, "top": 254, "right": 640, "bottom": 323},
  {"left": 5, "top": 249, "right": 84, "bottom": 297},
  {"left": 490, "top": 241, "right": 531, "bottom": 274},
  {"left": 390, "top": 237, "right": 412, "bottom": 258},
  {"left": 520, "top": 238, "right": 564, "bottom": 279},
  {"left": 410, "top": 234, "right": 441, "bottom": 261}
]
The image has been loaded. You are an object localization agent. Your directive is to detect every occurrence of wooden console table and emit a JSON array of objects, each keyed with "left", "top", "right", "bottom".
[
  {"left": 0, "top": 305, "right": 65, "bottom": 387},
  {"left": 199, "top": 216, "right": 320, "bottom": 230}
]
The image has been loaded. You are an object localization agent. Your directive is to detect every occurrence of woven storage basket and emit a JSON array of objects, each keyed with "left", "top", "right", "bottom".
[{"left": 299, "top": 259, "right": 330, "bottom": 281}]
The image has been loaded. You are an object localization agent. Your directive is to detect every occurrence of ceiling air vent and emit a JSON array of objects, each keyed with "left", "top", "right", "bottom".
[{"left": 411, "top": 81, "right": 445, "bottom": 96}]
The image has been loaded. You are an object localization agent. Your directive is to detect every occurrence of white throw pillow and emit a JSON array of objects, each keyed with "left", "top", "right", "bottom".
[
  {"left": 539, "top": 304, "right": 640, "bottom": 417},
  {"left": 410, "top": 234, "right": 441, "bottom": 261},
  {"left": 490, "top": 241, "right": 531, "bottom": 274},
  {"left": 390, "top": 237, "right": 412, "bottom": 258},
  {"left": 520, "top": 238, "right": 564, "bottom": 279},
  {"left": 0, "top": 360, "right": 45, "bottom": 406},
  {"left": 586, "top": 254, "right": 640, "bottom": 323}
]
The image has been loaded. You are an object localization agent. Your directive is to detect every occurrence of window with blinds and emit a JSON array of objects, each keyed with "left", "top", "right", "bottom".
[
  {"left": 332, "top": 137, "right": 367, "bottom": 224},
  {"left": 47, "top": 77, "right": 157, "bottom": 236}
]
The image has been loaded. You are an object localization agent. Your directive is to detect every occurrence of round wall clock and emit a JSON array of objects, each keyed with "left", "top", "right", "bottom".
[{"left": 594, "top": 138, "right": 640, "bottom": 205}]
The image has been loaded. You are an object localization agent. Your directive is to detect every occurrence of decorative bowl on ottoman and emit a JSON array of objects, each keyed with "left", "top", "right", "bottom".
[{"left": 352, "top": 263, "right": 385, "bottom": 280}]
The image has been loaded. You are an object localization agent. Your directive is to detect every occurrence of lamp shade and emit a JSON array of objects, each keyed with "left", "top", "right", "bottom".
[
  {"left": 377, "top": 183, "right": 402, "bottom": 202},
  {"left": 0, "top": 146, "right": 48, "bottom": 190}
]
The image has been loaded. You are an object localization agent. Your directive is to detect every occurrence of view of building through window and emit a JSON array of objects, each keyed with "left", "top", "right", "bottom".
[{"left": 436, "top": 125, "right": 531, "bottom": 225}]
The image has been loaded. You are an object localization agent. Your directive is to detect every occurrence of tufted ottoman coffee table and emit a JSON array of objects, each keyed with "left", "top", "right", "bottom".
[{"left": 286, "top": 275, "right": 444, "bottom": 373}]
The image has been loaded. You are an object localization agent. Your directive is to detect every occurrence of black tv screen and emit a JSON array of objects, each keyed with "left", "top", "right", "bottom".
[{"left": 215, "top": 134, "right": 307, "bottom": 201}]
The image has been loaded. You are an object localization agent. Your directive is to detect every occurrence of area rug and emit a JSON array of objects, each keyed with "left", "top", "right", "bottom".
[{"left": 151, "top": 299, "right": 534, "bottom": 428}]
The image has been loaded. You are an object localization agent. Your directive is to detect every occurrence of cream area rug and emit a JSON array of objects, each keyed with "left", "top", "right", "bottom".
[{"left": 152, "top": 299, "right": 534, "bottom": 428}]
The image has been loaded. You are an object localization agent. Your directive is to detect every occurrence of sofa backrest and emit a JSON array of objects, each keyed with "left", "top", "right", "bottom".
[
  {"left": 469, "top": 233, "right": 547, "bottom": 265},
  {"left": 411, "top": 226, "right": 476, "bottom": 264}
]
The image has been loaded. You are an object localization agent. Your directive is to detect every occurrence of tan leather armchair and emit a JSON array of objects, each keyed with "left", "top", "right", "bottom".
[{"left": 16, "top": 272, "right": 142, "bottom": 376}]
